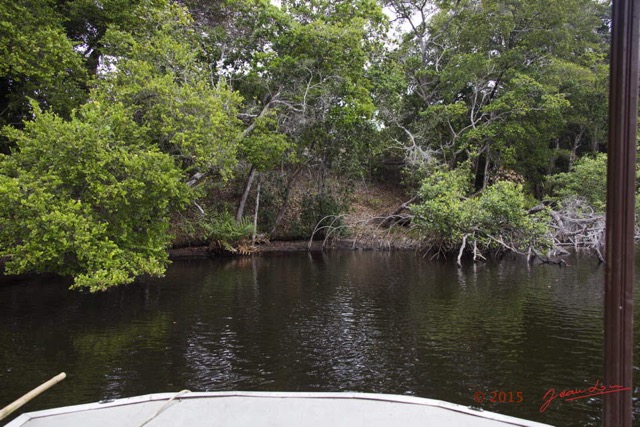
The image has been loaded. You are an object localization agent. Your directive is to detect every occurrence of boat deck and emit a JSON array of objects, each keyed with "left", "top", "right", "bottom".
[{"left": 6, "top": 391, "right": 552, "bottom": 427}]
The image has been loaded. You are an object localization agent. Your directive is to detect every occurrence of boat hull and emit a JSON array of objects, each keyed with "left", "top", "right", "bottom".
[{"left": 5, "top": 391, "right": 553, "bottom": 427}]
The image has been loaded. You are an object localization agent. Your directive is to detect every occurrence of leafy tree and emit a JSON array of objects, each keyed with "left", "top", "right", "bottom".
[
  {"left": 240, "top": 112, "right": 294, "bottom": 172},
  {"left": 0, "top": 0, "right": 87, "bottom": 135},
  {"left": 411, "top": 167, "right": 471, "bottom": 246},
  {"left": 263, "top": 1, "right": 385, "bottom": 232},
  {"left": 0, "top": 0, "right": 245, "bottom": 290},
  {"left": 0, "top": 0, "right": 158, "bottom": 147},
  {"left": 380, "top": 0, "right": 609, "bottom": 194},
  {"left": 0, "top": 102, "right": 188, "bottom": 291},
  {"left": 95, "top": 1, "right": 243, "bottom": 178},
  {"left": 190, "top": 0, "right": 387, "bottom": 231}
]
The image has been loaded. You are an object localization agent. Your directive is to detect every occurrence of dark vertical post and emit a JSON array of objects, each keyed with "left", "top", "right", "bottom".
[{"left": 605, "top": 0, "right": 639, "bottom": 425}]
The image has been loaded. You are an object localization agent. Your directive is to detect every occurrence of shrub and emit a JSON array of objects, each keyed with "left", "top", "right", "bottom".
[
  {"left": 546, "top": 153, "right": 607, "bottom": 212},
  {"left": 411, "top": 167, "right": 550, "bottom": 257},
  {"left": 0, "top": 103, "right": 188, "bottom": 291}
]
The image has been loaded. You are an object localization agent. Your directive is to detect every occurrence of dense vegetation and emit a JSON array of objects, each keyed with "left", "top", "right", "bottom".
[{"left": 0, "top": 0, "right": 615, "bottom": 290}]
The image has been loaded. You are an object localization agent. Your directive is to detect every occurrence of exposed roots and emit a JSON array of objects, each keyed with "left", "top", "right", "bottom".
[
  {"left": 547, "top": 198, "right": 607, "bottom": 263},
  {"left": 306, "top": 197, "right": 635, "bottom": 266},
  {"left": 308, "top": 213, "right": 421, "bottom": 250}
]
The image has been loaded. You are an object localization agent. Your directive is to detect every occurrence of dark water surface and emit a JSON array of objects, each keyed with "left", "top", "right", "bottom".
[{"left": 1, "top": 251, "right": 639, "bottom": 426}]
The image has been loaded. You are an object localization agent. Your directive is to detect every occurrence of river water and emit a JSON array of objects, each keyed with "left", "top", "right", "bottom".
[{"left": 1, "top": 251, "right": 639, "bottom": 426}]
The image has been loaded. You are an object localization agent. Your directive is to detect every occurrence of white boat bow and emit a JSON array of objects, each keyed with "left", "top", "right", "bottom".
[{"left": 5, "top": 391, "right": 553, "bottom": 427}]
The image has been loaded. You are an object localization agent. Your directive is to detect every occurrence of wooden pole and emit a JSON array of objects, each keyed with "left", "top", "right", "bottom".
[
  {"left": 0, "top": 372, "right": 67, "bottom": 421},
  {"left": 604, "top": 0, "right": 639, "bottom": 425}
]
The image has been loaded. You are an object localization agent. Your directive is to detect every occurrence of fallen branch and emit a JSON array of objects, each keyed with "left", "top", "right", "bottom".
[
  {"left": 380, "top": 196, "right": 418, "bottom": 228},
  {"left": 547, "top": 197, "right": 606, "bottom": 260}
]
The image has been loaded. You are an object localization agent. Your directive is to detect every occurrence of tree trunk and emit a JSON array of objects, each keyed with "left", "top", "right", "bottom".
[
  {"left": 569, "top": 128, "right": 585, "bottom": 167},
  {"left": 591, "top": 127, "right": 600, "bottom": 153},
  {"left": 482, "top": 146, "right": 490, "bottom": 190},
  {"left": 252, "top": 181, "right": 261, "bottom": 245},
  {"left": 236, "top": 165, "right": 256, "bottom": 222},
  {"left": 270, "top": 166, "right": 303, "bottom": 237},
  {"left": 380, "top": 195, "right": 417, "bottom": 228}
]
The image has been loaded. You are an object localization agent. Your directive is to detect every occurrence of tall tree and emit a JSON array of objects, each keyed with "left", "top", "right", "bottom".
[
  {"left": 191, "top": 0, "right": 388, "bottom": 229},
  {"left": 0, "top": 0, "right": 244, "bottom": 290},
  {"left": 95, "top": 0, "right": 243, "bottom": 179},
  {"left": 379, "top": 0, "right": 609, "bottom": 194}
]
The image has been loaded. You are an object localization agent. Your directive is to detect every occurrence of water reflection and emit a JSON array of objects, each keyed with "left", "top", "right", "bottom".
[{"left": 0, "top": 251, "right": 635, "bottom": 426}]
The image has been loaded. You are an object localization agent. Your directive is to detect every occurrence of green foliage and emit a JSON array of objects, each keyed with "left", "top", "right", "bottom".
[
  {"left": 176, "top": 210, "right": 254, "bottom": 252},
  {"left": 0, "top": 102, "right": 188, "bottom": 291},
  {"left": 411, "top": 168, "right": 549, "bottom": 254},
  {"left": 0, "top": 0, "right": 618, "bottom": 287},
  {"left": 219, "top": 0, "right": 384, "bottom": 183},
  {"left": 241, "top": 112, "right": 295, "bottom": 171},
  {"left": 411, "top": 167, "right": 472, "bottom": 243},
  {"left": 0, "top": 0, "right": 87, "bottom": 130},
  {"left": 95, "top": 0, "right": 243, "bottom": 178},
  {"left": 381, "top": 0, "right": 609, "bottom": 191},
  {"left": 546, "top": 153, "right": 607, "bottom": 211},
  {"left": 200, "top": 212, "right": 254, "bottom": 244},
  {"left": 56, "top": 0, "right": 152, "bottom": 77},
  {"left": 0, "top": 0, "right": 252, "bottom": 290},
  {"left": 474, "top": 181, "right": 549, "bottom": 249}
]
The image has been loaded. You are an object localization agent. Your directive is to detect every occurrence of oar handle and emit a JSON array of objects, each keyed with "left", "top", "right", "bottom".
[{"left": 0, "top": 372, "right": 67, "bottom": 421}]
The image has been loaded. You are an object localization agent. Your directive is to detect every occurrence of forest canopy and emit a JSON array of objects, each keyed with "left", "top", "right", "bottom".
[{"left": 0, "top": 0, "right": 613, "bottom": 290}]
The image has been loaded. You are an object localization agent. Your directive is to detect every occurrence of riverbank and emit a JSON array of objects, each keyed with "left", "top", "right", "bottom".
[
  {"left": 169, "top": 237, "right": 419, "bottom": 259},
  {"left": 170, "top": 180, "right": 420, "bottom": 259}
]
